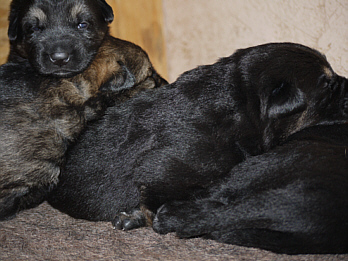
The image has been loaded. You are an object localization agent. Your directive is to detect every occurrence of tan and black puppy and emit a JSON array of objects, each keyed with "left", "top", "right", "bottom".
[
  {"left": 7, "top": 0, "right": 113, "bottom": 77},
  {"left": 0, "top": 0, "right": 167, "bottom": 220},
  {"left": 48, "top": 43, "right": 347, "bottom": 238}
]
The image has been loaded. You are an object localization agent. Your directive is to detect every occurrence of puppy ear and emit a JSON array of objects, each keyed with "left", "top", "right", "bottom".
[
  {"left": 266, "top": 81, "right": 306, "bottom": 119},
  {"left": 8, "top": 7, "right": 20, "bottom": 41},
  {"left": 97, "top": 0, "right": 114, "bottom": 24}
]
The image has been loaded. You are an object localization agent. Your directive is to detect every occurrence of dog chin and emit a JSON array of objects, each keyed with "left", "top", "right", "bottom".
[
  {"left": 33, "top": 56, "right": 92, "bottom": 78},
  {"left": 39, "top": 68, "right": 84, "bottom": 78}
]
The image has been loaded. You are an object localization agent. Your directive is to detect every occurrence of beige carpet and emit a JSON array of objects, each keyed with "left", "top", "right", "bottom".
[{"left": 0, "top": 202, "right": 346, "bottom": 261}]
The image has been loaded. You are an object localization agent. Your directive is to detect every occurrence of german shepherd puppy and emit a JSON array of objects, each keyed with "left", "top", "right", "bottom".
[
  {"left": 0, "top": 0, "right": 167, "bottom": 220},
  {"left": 7, "top": 0, "right": 113, "bottom": 77},
  {"left": 48, "top": 43, "right": 347, "bottom": 238}
]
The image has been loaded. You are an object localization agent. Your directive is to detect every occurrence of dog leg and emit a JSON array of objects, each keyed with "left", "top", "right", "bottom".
[{"left": 153, "top": 175, "right": 348, "bottom": 254}]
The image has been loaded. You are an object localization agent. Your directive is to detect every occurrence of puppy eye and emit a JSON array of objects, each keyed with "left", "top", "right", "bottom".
[
  {"left": 32, "top": 26, "right": 41, "bottom": 32},
  {"left": 29, "top": 26, "right": 42, "bottom": 35},
  {"left": 24, "top": 23, "right": 42, "bottom": 34},
  {"left": 78, "top": 22, "right": 88, "bottom": 29}
]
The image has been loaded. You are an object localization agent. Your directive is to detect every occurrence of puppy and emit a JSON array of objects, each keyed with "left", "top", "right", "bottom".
[
  {"left": 7, "top": 0, "right": 113, "bottom": 77},
  {"left": 153, "top": 122, "right": 348, "bottom": 254},
  {"left": 48, "top": 43, "right": 347, "bottom": 232},
  {"left": 0, "top": 0, "right": 167, "bottom": 220}
]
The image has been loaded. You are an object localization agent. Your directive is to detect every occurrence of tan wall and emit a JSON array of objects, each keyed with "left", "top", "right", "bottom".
[
  {"left": 107, "top": 0, "right": 167, "bottom": 78},
  {"left": 0, "top": 0, "right": 11, "bottom": 64},
  {"left": 162, "top": 0, "right": 348, "bottom": 82}
]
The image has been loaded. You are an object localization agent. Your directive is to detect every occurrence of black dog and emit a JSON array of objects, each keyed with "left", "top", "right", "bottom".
[
  {"left": 153, "top": 122, "right": 348, "bottom": 254},
  {"left": 48, "top": 43, "right": 347, "bottom": 232},
  {"left": 0, "top": 0, "right": 166, "bottom": 220}
]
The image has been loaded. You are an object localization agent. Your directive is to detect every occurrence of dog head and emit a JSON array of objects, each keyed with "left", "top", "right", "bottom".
[
  {"left": 233, "top": 43, "right": 348, "bottom": 149},
  {"left": 8, "top": 0, "right": 113, "bottom": 77}
]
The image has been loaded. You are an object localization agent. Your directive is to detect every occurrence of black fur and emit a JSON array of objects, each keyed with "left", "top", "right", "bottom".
[
  {"left": 153, "top": 123, "right": 348, "bottom": 254},
  {"left": 48, "top": 43, "right": 348, "bottom": 234}
]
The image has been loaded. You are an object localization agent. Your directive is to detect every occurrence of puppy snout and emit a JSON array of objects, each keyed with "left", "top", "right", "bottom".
[{"left": 49, "top": 52, "right": 70, "bottom": 66}]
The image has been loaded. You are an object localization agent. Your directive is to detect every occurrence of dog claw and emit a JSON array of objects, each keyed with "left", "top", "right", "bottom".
[
  {"left": 112, "top": 216, "right": 125, "bottom": 230},
  {"left": 112, "top": 209, "right": 147, "bottom": 231}
]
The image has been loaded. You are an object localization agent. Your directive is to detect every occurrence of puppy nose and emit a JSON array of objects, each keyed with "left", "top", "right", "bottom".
[{"left": 49, "top": 52, "right": 70, "bottom": 66}]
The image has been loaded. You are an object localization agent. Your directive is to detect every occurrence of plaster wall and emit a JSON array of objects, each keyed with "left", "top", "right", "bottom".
[{"left": 162, "top": 0, "right": 348, "bottom": 82}]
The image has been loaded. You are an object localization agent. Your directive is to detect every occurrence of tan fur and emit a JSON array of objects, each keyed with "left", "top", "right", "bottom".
[
  {"left": 70, "top": 3, "right": 88, "bottom": 19},
  {"left": 26, "top": 7, "right": 47, "bottom": 23}
]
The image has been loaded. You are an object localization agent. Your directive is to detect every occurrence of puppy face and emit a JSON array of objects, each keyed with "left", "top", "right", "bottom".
[
  {"left": 233, "top": 43, "right": 348, "bottom": 148},
  {"left": 8, "top": 0, "right": 113, "bottom": 77}
]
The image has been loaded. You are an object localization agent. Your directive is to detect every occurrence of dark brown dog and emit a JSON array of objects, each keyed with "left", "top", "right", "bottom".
[{"left": 0, "top": 0, "right": 167, "bottom": 220}]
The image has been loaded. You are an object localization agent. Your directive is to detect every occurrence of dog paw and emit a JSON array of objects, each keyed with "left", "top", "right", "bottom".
[
  {"left": 153, "top": 200, "right": 223, "bottom": 237},
  {"left": 112, "top": 209, "right": 147, "bottom": 231},
  {"left": 152, "top": 202, "right": 185, "bottom": 235},
  {"left": 100, "top": 61, "right": 136, "bottom": 93}
]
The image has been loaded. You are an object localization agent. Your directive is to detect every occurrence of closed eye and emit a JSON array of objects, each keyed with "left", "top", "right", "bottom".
[{"left": 317, "top": 74, "right": 337, "bottom": 92}]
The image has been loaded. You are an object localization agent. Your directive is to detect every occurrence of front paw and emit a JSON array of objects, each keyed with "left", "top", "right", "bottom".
[
  {"left": 152, "top": 202, "right": 184, "bottom": 235},
  {"left": 100, "top": 61, "right": 136, "bottom": 93},
  {"left": 112, "top": 208, "right": 151, "bottom": 231},
  {"left": 153, "top": 200, "right": 218, "bottom": 237}
]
